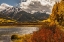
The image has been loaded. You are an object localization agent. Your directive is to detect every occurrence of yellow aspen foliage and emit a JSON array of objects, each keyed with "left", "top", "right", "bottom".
[{"left": 50, "top": 0, "right": 64, "bottom": 25}]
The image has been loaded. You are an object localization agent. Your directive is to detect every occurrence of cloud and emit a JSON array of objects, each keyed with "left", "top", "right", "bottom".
[
  {"left": 20, "top": 0, "right": 60, "bottom": 14},
  {"left": 0, "top": 3, "right": 13, "bottom": 11},
  {"left": 0, "top": 0, "right": 60, "bottom": 14}
]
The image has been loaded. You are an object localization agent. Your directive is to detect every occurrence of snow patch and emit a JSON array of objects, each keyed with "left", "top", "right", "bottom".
[{"left": 0, "top": 3, "right": 13, "bottom": 11}]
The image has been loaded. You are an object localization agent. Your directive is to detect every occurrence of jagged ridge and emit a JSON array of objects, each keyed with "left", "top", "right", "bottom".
[{"left": 0, "top": 7, "right": 49, "bottom": 23}]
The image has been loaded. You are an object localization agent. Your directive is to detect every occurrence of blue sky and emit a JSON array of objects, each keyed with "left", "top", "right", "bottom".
[{"left": 0, "top": 0, "right": 20, "bottom": 6}]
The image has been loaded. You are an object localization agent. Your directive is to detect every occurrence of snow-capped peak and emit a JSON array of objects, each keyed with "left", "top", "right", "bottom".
[{"left": 0, "top": 3, "right": 13, "bottom": 11}]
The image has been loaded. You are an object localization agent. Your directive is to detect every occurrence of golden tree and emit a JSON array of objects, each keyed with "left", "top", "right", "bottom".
[{"left": 50, "top": 0, "right": 64, "bottom": 25}]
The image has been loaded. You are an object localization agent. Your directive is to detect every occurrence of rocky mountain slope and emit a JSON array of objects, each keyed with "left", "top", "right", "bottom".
[{"left": 0, "top": 7, "right": 49, "bottom": 23}]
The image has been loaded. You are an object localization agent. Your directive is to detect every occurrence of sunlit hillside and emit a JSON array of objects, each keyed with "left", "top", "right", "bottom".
[{"left": 0, "top": 18, "right": 16, "bottom": 23}]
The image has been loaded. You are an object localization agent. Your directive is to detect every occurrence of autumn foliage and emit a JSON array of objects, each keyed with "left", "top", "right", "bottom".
[
  {"left": 50, "top": 0, "right": 64, "bottom": 25},
  {"left": 31, "top": 24, "right": 64, "bottom": 42},
  {"left": 31, "top": 0, "right": 64, "bottom": 42}
]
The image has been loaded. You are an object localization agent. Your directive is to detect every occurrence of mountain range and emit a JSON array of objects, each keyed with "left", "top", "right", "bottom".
[{"left": 0, "top": 7, "right": 49, "bottom": 23}]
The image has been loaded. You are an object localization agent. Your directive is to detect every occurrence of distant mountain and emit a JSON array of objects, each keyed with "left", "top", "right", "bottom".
[
  {"left": 0, "top": 3, "right": 13, "bottom": 11},
  {"left": 0, "top": 7, "right": 49, "bottom": 23}
]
